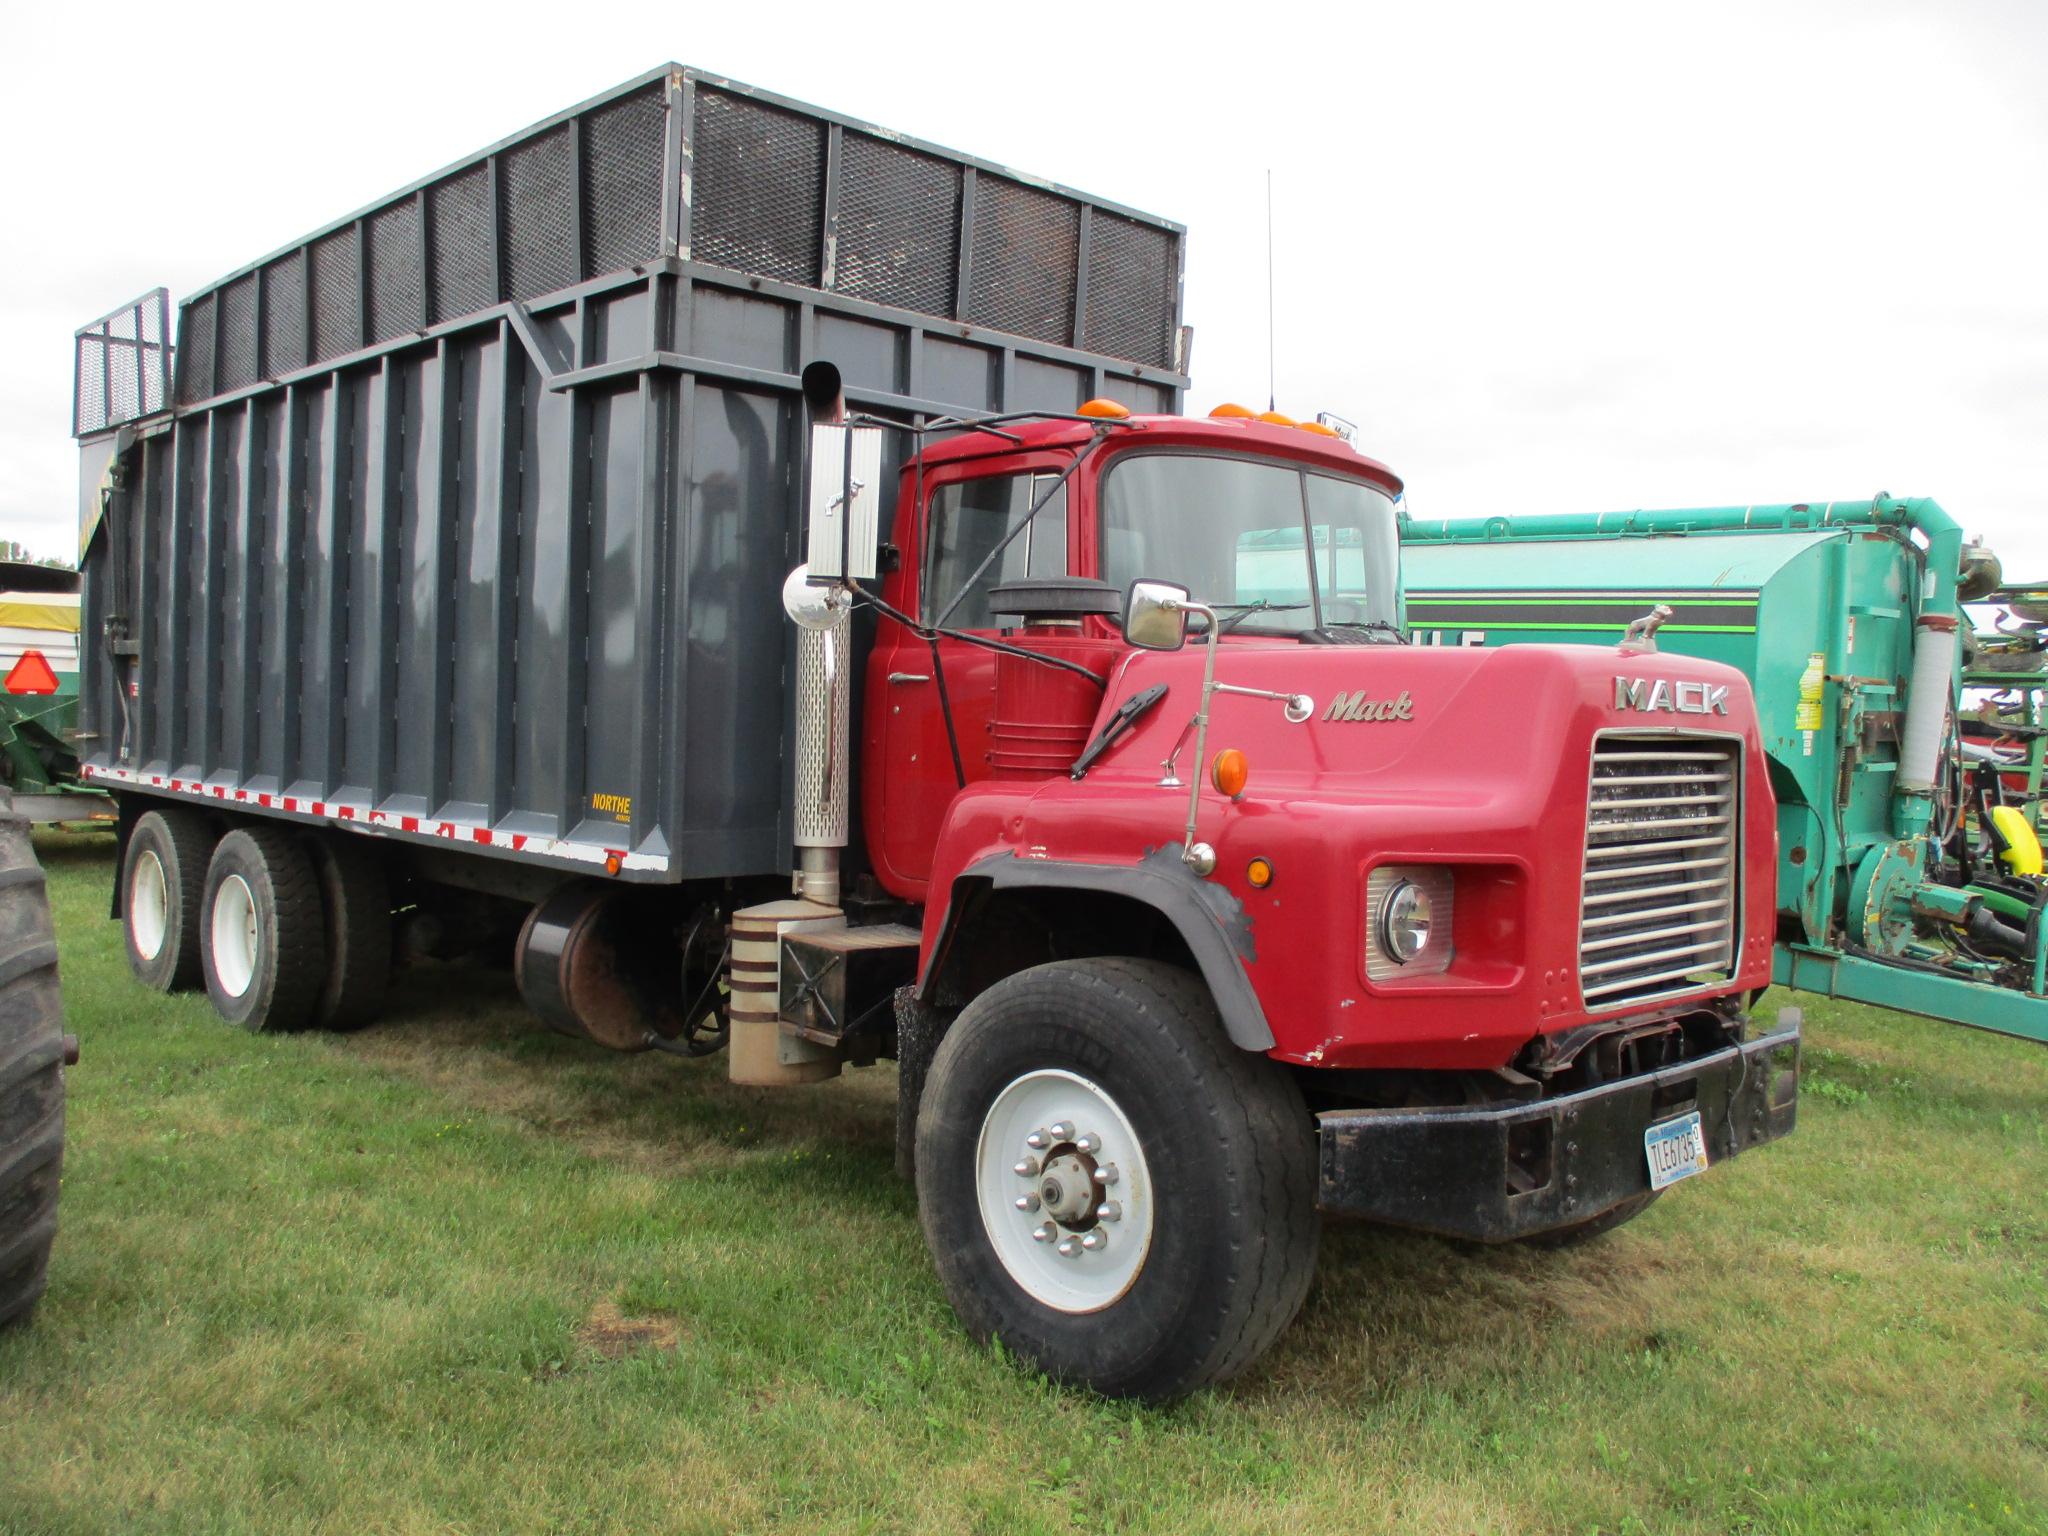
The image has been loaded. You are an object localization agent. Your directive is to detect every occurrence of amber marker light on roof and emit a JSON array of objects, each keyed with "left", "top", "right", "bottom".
[
  {"left": 1078, "top": 398, "right": 1132, "bottom": 419},
  {"left": 1211, "top": 748, "right": 1249, "bottom": 799},
  {"left": 1247, "top": 857, "right": 1274, "bottom": 889},
  {"left": 1256, "top": 410, "right": 1299, "bottom": 427},
  {"left": 1209, "top": 402, "right": 1255, "bottom": 418},
  {"left": 1296, "top": 420, "right": 1341, "bottom": 437}
]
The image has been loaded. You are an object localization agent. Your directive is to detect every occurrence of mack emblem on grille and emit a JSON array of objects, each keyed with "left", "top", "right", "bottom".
[{"left": 1614, "top": 677, "right": 1729, "bottom": 715}]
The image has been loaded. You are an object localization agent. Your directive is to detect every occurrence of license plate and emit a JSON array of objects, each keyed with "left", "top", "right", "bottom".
[{"left": 1644, "top": 1110, "right": 1709, "bottom": 1191}]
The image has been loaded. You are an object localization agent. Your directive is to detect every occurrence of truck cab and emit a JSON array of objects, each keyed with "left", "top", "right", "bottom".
[
  {"left": 850, "top": 405, "right": 1800, "bottom": 1395},
  {"left": 864, "top": 410, "right": 1401, "bottom": 896}
]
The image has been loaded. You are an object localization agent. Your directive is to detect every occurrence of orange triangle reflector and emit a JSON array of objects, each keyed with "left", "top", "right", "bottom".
[{"left": 4, "top": 649, "right": 59, "bottom": 695}]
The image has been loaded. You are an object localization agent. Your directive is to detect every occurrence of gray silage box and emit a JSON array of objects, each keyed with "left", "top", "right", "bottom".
[{"left": 74, "top": 65, "right": 1188, "bottom": 884}]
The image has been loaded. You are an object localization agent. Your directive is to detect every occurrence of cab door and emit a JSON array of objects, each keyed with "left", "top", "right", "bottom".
[{"left": 867, "top": 464, "right": 1071, "bottom": 898}]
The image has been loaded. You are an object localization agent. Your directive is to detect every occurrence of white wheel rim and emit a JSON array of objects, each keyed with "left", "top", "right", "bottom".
[
  {"left": 210, "top": 874, "right": 260, "bottom": 999},
  {"left": 130, "top": 850, "right": 169, "bottom": 961},
  {"left": 976, "top": 1068, "right": 1154, "bottom": 1314}
]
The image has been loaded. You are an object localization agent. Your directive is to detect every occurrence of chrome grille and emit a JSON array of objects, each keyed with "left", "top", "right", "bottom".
[{"left": 1579, "top": 735, "right": 1739, "bottom": 1008}]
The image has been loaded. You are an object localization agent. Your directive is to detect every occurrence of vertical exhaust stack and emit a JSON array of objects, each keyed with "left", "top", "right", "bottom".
[
  {"left": 789, "top": 361, "right": 872, "bottom": 907},
  {"left": 801, "top": 359, "right": 845, "bottom": 428},
  {"left": 728, "top": 362, "right": 881, "bottom": 1086},
  {"left": 792, "top": 602, "right": 852, "bottom": 907}
]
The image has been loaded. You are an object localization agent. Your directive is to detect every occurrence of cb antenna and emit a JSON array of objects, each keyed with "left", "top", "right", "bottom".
[{"left": 1265, "top": 168, "right": 1276, "bottom": 412}]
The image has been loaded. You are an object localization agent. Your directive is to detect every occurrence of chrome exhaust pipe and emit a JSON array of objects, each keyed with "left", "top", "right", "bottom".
[{"left": 791, "top": 359, "right": 852, "bottom": 906}]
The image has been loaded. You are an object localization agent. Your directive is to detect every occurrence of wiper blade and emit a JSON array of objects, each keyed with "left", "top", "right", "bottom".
[
  {"left": 1213, "top": 600, "right": 1312, "bottom": 635},
  {"left": 1070, "top": 683, "right": 1169, "bottom": 779},
  {"left": 1300, "top": 619, "right": 1407, "bottom": 645}
]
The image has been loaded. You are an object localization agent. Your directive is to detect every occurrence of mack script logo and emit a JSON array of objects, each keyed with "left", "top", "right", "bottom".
[
  {"left": 1614, "top": 676, "right": 1730, "bottom": 715},
  {"left": 1324, "top": 689, "right": 1415, "bottom": 723}
]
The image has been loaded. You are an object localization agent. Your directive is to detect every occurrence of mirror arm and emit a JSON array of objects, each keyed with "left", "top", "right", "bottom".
[
  {"left": 1212, "top": 681, "right": 1315, "bottom": 722},
  {"left": 1179, "top": 600, "right": 1220, "bottom": 867},
  {"left": 1158, "top": 714, "right": 1198, "bottom": 786}
]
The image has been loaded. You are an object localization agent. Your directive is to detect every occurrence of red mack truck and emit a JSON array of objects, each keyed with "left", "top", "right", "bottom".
[{"left": 65, "top": 66, "right": 1799, "bottom": 1398}]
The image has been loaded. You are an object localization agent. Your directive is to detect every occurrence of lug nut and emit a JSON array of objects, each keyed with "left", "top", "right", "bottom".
[
  {"left": 1092, "top": 1163, "right": 1120, "bottom": 1187},
  {"left": 1096, "top": 1201, "right": 1121, "bottom": 1223},
  {"left": 1056, "top": 1236, "right": 1081, "bottom": 1259},
  {"left": 1032, "top": 1222, "right": 1057, "bottom": 1243},
  {"left": 1013, "top": 1157, "right": 1040, "bottom": 1178},
  {"left": 1015, "top": 1193, "right": 1041, "bottom": 1213},
  {"left": 1025, "top": 1129, "right": 1049, "bottom": 1150},
  {"left": 1080, "top": 1230, "right": 1108, "bottom": 1252},
  {"left": 1075, "top": 1132, "right": 1102, "bottom": 1154},
  {"left": 1049, "top": 1121, "right": 1075, "bottom": 1141}
]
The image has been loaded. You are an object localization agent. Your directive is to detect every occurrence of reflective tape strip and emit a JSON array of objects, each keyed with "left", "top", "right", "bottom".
[{"left": 78, "top": 763, "right": 668, "bottom": 873}]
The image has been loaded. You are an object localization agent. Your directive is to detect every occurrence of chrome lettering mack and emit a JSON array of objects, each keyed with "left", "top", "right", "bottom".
[
  {"left": 1323, "top": 689, "right": 1415, "bottom": 723},
  {"left": 1614, "top": 677, "right": 1730, "bottom": 715}
]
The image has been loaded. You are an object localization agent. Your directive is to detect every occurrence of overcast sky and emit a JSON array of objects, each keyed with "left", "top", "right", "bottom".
[{"left": 4, "top": 0, "right": 2041, "bottom": 576}]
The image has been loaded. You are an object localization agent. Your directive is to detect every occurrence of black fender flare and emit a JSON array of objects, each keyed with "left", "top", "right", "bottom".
[{"left": 919, "top": 846, "right": 1275, "bottom": 1052}]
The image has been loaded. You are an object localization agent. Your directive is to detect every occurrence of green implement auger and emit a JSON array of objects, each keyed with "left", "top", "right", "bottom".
[{"left": 1404, "top": 496, "right": 2047, "bottom": 1045}]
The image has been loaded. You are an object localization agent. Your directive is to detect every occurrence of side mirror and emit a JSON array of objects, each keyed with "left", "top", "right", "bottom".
[
  {"left": 805, "top": 420, "right": 882, "bottom": 583},
  {"left": 1122, "top": 579, "right": 1192, "bottom": 651}
]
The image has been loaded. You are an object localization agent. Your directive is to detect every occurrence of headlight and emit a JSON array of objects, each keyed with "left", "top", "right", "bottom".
[
  {"left": 1365, "top": 866, "right": 1455, "bottom": 979},
  {"left": 1377, "top": 880, "right": 1433, "bottom": 963}
]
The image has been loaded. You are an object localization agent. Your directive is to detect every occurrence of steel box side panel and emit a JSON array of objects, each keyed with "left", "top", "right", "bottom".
[
  {"left": 166, "top": 66, "right": 1189, "bottom": 419},
  {"left": 80, "top": 264, "right": 1186, "bottom": 883},
  {"left": 445, "top": 333, "right": 514, "bottom": 823},
  {"left": 248, "top": 396, "right": 289, "bottom": 790},
  {"left": 81, "top": 285, "right": 786, "bottom": 882},
  {"left": 672, "top": 377, "right": 793, "bottom": 873}
]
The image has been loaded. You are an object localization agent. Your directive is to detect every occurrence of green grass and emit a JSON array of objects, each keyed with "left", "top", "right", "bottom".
[{"left": 3, "top": 830, "right": 2045, "bottom": 1535}]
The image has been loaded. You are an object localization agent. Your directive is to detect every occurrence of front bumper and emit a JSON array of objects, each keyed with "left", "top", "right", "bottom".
[{"left": 1316, "top": 1023, "right": 1801, "bottom": 1241}]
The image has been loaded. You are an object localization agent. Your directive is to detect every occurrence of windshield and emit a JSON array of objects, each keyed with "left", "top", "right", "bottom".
[{"left": 1098, "top": 453, "right": 1400, "bottom": 633}]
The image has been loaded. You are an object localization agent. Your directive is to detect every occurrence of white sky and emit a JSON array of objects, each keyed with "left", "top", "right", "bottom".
[{"left": 3, "top": 0, "right": 2042, "bottom": 574}]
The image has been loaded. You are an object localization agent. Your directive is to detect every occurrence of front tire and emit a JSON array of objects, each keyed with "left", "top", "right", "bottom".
[
  {"left": 201, "top": 825, "right": 327, "bottom": 1032},
  {"left": 916, "top": 958, "right": 1318, "bottom": 1400}
]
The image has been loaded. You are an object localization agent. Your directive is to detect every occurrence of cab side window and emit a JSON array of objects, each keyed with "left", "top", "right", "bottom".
[{"left": 923, "top": 473, "right": 1069, "bottom": 629}]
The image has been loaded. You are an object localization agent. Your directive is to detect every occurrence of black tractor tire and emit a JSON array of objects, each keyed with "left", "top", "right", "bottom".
[
  {"left": 308, "top": 834, "right": 392, "bottom": 1032},
  {"left": 916, "top": 958, "right": 1319, "bottom": 1401},
  {"left": 1521, "top": 1191, "right": 1660, "bottom": 1249},
  {"left": 200, "top": 824, "right": 328, "bottom": 1032},
  {"left": 121, "top": 805, "right": 216, "bottom": 992},
  {"left": 0, "top": 791, "right": 67, "bottom": 1329}
]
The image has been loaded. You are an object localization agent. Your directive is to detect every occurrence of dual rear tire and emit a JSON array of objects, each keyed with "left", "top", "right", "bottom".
[
  {"left": 122, "top": 807, "right": 211, "bottom": 992},
  {"left": 200, "top": 826, "right": 327, "bottom": 1030},
  {"left": 122, "top": 807, "right": 389, "bottom": 1033}
]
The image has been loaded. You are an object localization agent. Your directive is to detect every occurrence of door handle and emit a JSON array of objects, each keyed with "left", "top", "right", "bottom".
[{"left": 888, "top": 672, "right": 931, "bottom": 685}]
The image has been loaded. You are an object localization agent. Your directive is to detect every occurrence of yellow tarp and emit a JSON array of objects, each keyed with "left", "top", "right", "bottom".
[{"left": 0, "top": 596, "right": 81, "bottom": 634}]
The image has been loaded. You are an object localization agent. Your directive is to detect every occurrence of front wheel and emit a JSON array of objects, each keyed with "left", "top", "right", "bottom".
[{"left": 915, "top": 958, "right": 1318, "bottom": 1400}]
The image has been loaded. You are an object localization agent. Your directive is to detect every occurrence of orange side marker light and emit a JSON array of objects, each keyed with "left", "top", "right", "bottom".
[{"left": 1211, "top": 748, "right": 1249, "bottom": 799}]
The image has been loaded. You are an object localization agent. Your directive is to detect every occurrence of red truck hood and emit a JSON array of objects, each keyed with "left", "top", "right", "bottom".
[{"left": 924, "top": 637, "right": 1777, "bottom": 1072}]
